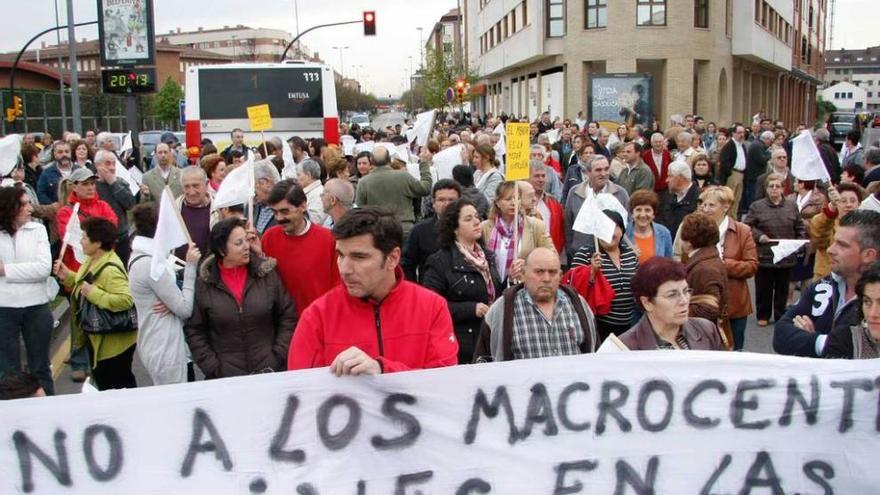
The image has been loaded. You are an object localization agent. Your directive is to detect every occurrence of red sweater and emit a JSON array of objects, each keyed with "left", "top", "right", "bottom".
[
  {"left": 543, "top": 195, "right": 566, "bottom": 254},
  {"left": 288, "top": 269, "right": 459, "bottom": 373},
  {"left": 641, "top": 149, "right": 673, "bottom": 192},
  {"left": 262, "top": 223, "right": 340, "bottom": 316},
  {"left": 57, "top": 193, "right": 118, "bottom": 272}
]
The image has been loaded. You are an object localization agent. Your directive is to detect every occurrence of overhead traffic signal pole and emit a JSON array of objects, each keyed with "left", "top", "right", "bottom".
[{"left": 279, "top": 12, "right": 378, "bottom": 62}]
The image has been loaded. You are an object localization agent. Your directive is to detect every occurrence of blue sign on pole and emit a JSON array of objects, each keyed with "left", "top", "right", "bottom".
[
  {"left": 179, "top": 99, "right": 186, "bottom": 126},
  {"left": 445, "top": 87, "right": 455, "bottom": 104}
]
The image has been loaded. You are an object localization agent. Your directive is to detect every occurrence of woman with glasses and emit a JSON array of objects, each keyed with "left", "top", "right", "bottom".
[
  {"left": 620, "top": 257, "right": 725, "bottom": 351},
  {"left": 744, "top": 173, "right": 806, "bottom": 327}
]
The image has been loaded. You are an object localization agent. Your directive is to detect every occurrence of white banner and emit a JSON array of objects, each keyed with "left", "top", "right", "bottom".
[
  {"left": 2, "top": 352, "right": 879, "bottom": 493},
  {"left": 434, "top": 144, "right": 464, "bottom": 180}
]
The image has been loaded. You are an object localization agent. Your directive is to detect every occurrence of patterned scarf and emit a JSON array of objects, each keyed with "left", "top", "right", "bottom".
[
  {"left": 487, "top": 216, "right": 523, "bottom": 277},
  {"left": 456, "top": 242, "right": 496, "bottom": 303},
  {"left": 856, "top": 322, "right": 880, "bottom": 359}
]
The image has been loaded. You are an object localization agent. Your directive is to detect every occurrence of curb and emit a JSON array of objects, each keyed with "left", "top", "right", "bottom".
[{"left": 50, "top": 300, "right": 71, "bottom": 380}]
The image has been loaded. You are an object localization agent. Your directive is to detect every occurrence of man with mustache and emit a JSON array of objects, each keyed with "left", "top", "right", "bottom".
[
  {"left": 36, "top": 141, "right": 81, "bottom": 204},
  {"left": 474, "top": 247, "right": 598, "bottom": 362}
]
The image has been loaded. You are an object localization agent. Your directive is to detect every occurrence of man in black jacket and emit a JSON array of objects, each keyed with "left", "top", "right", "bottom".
[
  {"left": 718, "top": 124, "right": 748, "bottom": 217},
  {"left": 741, "top": 130, "right": 773, "bottom": 215},
  {"left": 94, "top": 149, "right": 136, "bottom": 264},
  {"left": 402, "top": 179, "right": 461, "bottom": 283},
  {"left": 658, "top": 161, "right": 699, "bottom": 238}
]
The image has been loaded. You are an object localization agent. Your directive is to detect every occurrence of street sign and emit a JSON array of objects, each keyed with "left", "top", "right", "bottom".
[
  {"left": 178, "top": 99, "right": 185, "bottom": 127},
  {"left": 446, "top": 87, "right": 455, "bottom": 104}
]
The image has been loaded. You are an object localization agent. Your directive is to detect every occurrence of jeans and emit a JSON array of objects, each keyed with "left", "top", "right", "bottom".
[
  {"left": 730, "top": 317, "right": 748, "bottom": 351},
  {"left": 0, "top": 304, "right": 55, "bottom": 395}
]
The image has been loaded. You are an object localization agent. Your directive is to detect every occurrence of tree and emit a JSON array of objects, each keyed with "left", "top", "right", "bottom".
[
  {"left": 152, "top": 76, "right": 184, "bottom": 123},
  {"left": 816, "top": 96, "right": 837, "bottom": 127},
  {"left": 335, "top": 81, "right": 378, "bottom": 113},
  {"left": 417, "top": 47, "right": 480, "bottom": 111}
]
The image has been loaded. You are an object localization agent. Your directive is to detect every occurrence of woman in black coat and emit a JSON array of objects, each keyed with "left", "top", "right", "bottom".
[{"left": 423, "top": 198, "right": 502, "bottom": 364}]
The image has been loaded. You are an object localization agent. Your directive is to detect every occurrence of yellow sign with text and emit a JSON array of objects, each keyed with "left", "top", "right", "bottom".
[
  {"left": 505, "top": 122, "right": 530, "bottom": 181},
  {"left": 247, "top": 104, "right": 273, "bottom": 132}
]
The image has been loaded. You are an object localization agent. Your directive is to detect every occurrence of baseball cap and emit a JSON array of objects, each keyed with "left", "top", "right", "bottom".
[
  {"left": 160, "top": 132, "right": 179, "bottom": 145},
  {"left": 69, "top": 168, "right": 96, "bottom": 183}
]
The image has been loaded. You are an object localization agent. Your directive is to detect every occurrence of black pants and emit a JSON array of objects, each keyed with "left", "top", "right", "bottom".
[
  {"left": 88, "top": 343, "right": 137, "bottom": 391},
  {"left": 755, "top": 267, "right": 791, "bottom": 322}
]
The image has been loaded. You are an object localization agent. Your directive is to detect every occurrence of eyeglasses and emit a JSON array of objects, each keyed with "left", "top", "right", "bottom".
[
  {"left": 658, "top": 288, "right": 693, "bottom": 302},
  {"left": 767, "top": 184, "right": 783, "bottom": 189}
]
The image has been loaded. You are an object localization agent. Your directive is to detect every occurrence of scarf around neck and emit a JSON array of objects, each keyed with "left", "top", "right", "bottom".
[
  {"left": 488, "top": 216, "right": 523, "bottom": 276},
  {"left": 455, "top": 241, "right": 496, "bottom": 303}
]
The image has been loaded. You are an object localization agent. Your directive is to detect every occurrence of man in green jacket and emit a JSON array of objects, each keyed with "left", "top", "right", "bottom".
[
  {"left": 615, "top": 141, "right": 655, "bottom": 196},
  {"left": 355, "top": 144, "right": 433, "bottom": 237}
]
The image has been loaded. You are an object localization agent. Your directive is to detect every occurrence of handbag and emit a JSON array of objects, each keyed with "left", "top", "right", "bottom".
[
  {"left": 76, "top": 263, "right": 137, "bottom": 335},
  {"left": 689, "top": 294, "right": 733, "bottom": 350}
]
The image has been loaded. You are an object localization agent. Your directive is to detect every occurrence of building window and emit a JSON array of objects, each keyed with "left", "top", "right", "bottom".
[
  {"left": 511, "top": 9, "right": 517, "bottom": 31},
  {"left": 522, "top": 1, "right": 528, "bottom": 26},
  {"left": 869, "top": 92, "right": 874, "bottom": 98},
  {"left": 847, "top": 92, "right": 853, "bottom": 98},
  {"left": 547, "top": 0, "right": 565, "bottom": 37},
  {"left": 694, "top": 0, "right": 709, "bottom": 28},
  {"left": 585, "top": 0, "right": 607, "bottom": 29},
  {"left": 725, "top": 0, "right": 732, "bottom": 36},
  {"left": 637, "top": 0, "right": 666, "bottom": 26}
]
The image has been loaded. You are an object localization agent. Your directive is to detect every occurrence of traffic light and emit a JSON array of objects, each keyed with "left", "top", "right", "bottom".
[
  {"left": 363, "top": 11, "right": 376, "bottom": 36},
  {"left": 455, "top": 78, "right": 466, "bottom": 101},
  {"left": 5, "top": 108, "right": 15, "bottom": 123},
  {"left": 13, "top": 96, "right": 22, "bottom": 117}
]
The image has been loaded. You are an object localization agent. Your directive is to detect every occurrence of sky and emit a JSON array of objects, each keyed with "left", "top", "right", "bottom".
[
  {"left": 0, "top": 0, "right": 459, "bottom": 97},
  {"left": 0, "top": 0, "right": 876, "bottom": 97}
]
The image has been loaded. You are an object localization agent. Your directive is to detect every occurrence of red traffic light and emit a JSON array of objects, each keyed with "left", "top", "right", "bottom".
[
  {"left": 455, "top": 79, "right": 465, "bottom": 89},
  {"left": 363, "top": 11, "right": 376, "bottom": 36}
]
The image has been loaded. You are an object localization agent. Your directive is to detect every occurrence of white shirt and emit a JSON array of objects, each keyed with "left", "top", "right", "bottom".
[
  {"left": 733, "top": 140, "right": 746, "bottom": 171},
  {"left": 536, "top": 197, "right": 551, "bottom": 235},
  {"left": 717, "top": 216, "right": 730, "bottom": 259}
]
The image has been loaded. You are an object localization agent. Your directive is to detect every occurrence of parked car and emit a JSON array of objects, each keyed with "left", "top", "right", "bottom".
[
  {"left": 349, "top": 113, "right": 371, "bottom": 130},
  {"left": 827, "top": 113, "right": 857, "bottom": 152}
]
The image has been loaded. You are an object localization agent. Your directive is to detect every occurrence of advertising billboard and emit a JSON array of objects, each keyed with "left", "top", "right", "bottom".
[
  {"left": 97, "top": 0, "right": 156, "bottom": 67},
  {"left": 588, "top": 73, "right": 653, "bottom": 129}
]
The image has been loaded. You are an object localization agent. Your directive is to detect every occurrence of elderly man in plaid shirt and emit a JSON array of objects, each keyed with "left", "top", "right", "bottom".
[{"left": 474, "top": 248, "right": 598, "bottom": 362}]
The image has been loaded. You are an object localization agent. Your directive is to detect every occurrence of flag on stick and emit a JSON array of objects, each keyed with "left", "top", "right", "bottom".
[
  {"left": 791, "top": 130, "right": 831, "bottom": 182},
  {"left": 60, "top": 202, "right": 86, "bottom": 264},
  {"left": 150, "top": 188, "right": 192, "bottom": 282},
  {"left": 213, "top": 155, "right": 255, "bottom": 210}
]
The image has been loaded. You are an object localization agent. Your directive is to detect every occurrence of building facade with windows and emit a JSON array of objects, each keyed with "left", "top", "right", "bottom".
[
  {"left": 465, "top": 0, "right": 825, "bottom": 126},
  {"left": 159, "top": 25, "right": 315, "bottom": 63},
  {"left": 824, "top": 45, "right": 880, "bottom": 111},
  {"left": 820, "top": 81, "right": 866, "bottom": 112},
  {"left": 426, "top": 8, "right": 465, "bottom": 73}
]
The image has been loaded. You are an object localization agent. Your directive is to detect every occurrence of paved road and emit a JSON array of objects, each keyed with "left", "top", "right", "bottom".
[{"left": 370, "top": 111, "right": 408, "bottom": 131}]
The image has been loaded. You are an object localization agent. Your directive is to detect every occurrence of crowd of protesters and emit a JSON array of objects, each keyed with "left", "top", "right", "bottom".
[{"left": 2, "top": 108, "right": 880, "bottom": 399}]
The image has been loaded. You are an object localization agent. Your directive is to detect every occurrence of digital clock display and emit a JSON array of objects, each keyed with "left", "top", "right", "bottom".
[{"left": 101, "top": 68, "right": 157, "bottom": 94}]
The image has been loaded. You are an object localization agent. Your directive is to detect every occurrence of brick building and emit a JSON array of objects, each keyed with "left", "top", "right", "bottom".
[
  {"left": 465, "top": 0, "right": 826, "bottom": 127},
  {"left": 159, "top": 25, "right": 317, "bottom": 63}
]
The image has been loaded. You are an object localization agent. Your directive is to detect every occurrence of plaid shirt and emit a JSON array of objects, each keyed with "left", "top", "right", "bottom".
[{"left": 510, "top": 289, "right": 585, "bottom": 360}]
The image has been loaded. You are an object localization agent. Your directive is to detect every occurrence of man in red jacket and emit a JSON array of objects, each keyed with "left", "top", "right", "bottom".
[
  {"left": 289, "top": 207, "right": 458, "bottom": 375},
  {"left": 641, "top": 132, "right": 672, "bottom": 192},
  {"left": 529, "top": 161, "right": 565, "bottom": 254}
]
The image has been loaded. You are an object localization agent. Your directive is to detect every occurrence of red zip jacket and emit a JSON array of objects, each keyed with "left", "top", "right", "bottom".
[
  {"left": 57, "top": 193, "right": 119, "bottom": 272},
  {"left": 288, "top": 268, "right": 459, "bottom": 373}
]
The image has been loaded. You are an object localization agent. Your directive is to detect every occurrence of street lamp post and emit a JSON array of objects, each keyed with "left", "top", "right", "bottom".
[
  {"left": 417, "top": 27, "right": 424, "bottom": 69},
  {"left": 331, "top": 45, "right": 349, "bottom": 79}
]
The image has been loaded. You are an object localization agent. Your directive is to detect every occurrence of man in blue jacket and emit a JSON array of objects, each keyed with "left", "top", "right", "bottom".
[{"left": 773, "top": 209, "right": 880, "bottom": 357}]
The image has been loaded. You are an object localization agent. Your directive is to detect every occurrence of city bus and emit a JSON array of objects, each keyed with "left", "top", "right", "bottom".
[{"left": 183, "top": 61, "right": 339, "bottom": 156}]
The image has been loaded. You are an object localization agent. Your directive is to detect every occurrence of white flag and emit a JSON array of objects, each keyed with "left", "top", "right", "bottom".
[
  {"left": 594, "top": 191, "right": 629, "bottom": 224},
  {"left": 492, "top": 122, "right": 506, "bottom": 158},
  {"left": 213, "top": 156, "right": 254, "bottom": 209},
  {"left": 113, "top": 162, "right": 141, "bottom": 196},
  {"left": 0, "top": 134, "right": 22, "bottom": 177},
  {"left": 771, "top": 239, "right": 809, "bottom": 264},
  {"left": 63, "top": 203, "right": 86, "bottom": 264},
  {"left": 340, "top": 135, "right": 357, "bottom": 156},
  {"left": 546, "top": 128, "right": 560, "bottom": 144},
  {"left": 791, "top": 130, "right": 831, "bottom": 182},
  {"left": 572, "top": 193, "right": 617, "bottom": 244},
  {"left": 120, "top": 131, "right": 133, "bottom": 153},
  {"left": 410, "top": 110, "right": 435, "bottom": 146},
  {"left": 127, "top": 165, "right": 144, "bottom": 186},
  {"left": 150, "top": 188, "right": 190, "bottom": 282}
]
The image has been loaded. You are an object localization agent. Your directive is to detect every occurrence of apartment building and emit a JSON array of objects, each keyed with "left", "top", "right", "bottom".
[{"left": 824, "top": 45, "right": 880, "bottom": 111}]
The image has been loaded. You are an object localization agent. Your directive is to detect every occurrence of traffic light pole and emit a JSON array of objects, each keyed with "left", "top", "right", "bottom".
[
  {"left": 6, "top": 20, "right": 97, "bottom": 131},
  {"left": 279, "top": 20, "right": 364, "bottom": 62},
  {"left": 65, "top": 0, "right": 83, "bottom": 135}
]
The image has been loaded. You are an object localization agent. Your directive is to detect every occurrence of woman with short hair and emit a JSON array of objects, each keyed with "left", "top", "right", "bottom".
[
  {"left": 54, "top": 216, "right": 137, "bottom": 390},
  {"left": 619, "top": 257, "right": 725, "bottom": 351},
  {"left": 200, "top": 153, "right": 227, "bottom": 194},
  {"left": 185, "top": 218, "right": 296, "bottom": 379},
  {"left": 423, "top": 199, "right": 501, "bottom": 363},
  {"left": 474, "top": 144, "right": 503, "bottom": 204},
  {"left": 698, "top": 186, "right": 757, "bottom": 350},
  {"left": 679, "top": 213, "right": 729, "bottom": 333},
  {"left": 744, "top": 173, "right": 807, "bottom": 327},
  {"left": 627, "top": 189, "right": 673, "bottom": 265}
]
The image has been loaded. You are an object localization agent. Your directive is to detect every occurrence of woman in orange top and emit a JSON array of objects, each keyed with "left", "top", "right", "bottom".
[{"left": 626, "top": 190, "right": 673, "bottom": 265}]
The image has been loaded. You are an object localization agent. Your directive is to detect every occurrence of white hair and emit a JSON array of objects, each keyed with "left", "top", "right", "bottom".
[
  {"left": 93, "top": 149, "right": 117, "bottom": 165},
  {"left": 180, "top": 165, "right": 207, "bottom": 183},
  {"left": 254, "top": 159, "right": 280, "bottom": 183},
  {"left": 760, "top": 131, "right": 775, "bottom": 142},
  {"left": 668, "top": 160, "right": 692, "bottom": 180},
  {"left": 95, "top": 131, "right": 114, "bottom": 148},
  {"left": 651, "top": 132, "right": 665, "bottom": 143},
  {"left": 298, "top": 159, "right": 322, "bottom": 181}
]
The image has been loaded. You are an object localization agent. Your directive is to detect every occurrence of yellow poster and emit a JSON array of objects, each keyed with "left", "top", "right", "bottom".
[
  {"left": 505, "top": 122, "right": 530, "bottom": 181},
  {"left": 247, "top": 104, "right": 273, "bottom": 132}
]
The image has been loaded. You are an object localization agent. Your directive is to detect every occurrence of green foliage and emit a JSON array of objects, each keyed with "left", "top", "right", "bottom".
[
  {"left": 414, "top": 47, "right": 480, "bottom": 111},
  {"left": 152, "top": 76, "right": 184, "bottom": 122},
  {"left": 335, "top": 81, "right": 379, "bottom": 113},
  {"left": 816, "top": 96, "right": 837, "bottom": 126}
]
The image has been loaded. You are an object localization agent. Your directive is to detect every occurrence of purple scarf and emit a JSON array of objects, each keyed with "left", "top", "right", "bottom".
[{"left": 487, "top": 216, "right": 523, "bottom": 276}]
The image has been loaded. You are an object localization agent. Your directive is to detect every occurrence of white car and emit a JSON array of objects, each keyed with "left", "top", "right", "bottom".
[{"left": 349, "top": 114, "right": 371, "bottom": 130}]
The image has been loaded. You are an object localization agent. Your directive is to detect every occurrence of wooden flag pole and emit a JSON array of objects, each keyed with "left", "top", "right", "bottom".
[
  {"left": 247, "top": 160, "right": 255, "bottom": 224},
  {"left": 261, "top": 130, "right": 269, "bottom": 160},
  {"left": 166, "top": 187, "right": 193, "bottom": 244},
  {"left": 512, "top": 181, "right": 520, "bottom": 263}
]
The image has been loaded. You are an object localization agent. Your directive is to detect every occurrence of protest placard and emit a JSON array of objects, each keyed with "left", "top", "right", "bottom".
[
  {"left": 246, "top": 104, "right": 273, "bottom": 132},
  {"left": 1, "top": 352, "right": 878, "bottom": 494},
  {"left": 505, "top": 122, "right": 530, "bottom": 181}
]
